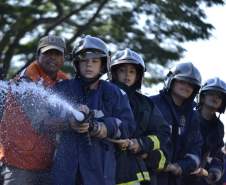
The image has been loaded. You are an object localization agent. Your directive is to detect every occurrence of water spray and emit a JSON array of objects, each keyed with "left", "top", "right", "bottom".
[{"left": 1, "top": 80, "right": 99, "bottom": 145}]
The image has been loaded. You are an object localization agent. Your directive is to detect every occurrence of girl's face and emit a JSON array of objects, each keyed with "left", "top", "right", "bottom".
[
  {"left": 78, "top": 58, "right": 102, "bottom": 78},
  {"left": 171, "top": 79, "right": 194, "bottom": 100},
  {"left": 116, "top": 63, "right": 137, "bottom": 87},
  {"left": 202, "top": 91, "right": 223, "bottom": 110}
]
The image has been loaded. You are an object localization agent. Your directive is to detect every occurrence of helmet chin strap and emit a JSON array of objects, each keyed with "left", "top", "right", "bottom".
[{"left": 79, "top": 73, "right": 102, "bottom": 88}]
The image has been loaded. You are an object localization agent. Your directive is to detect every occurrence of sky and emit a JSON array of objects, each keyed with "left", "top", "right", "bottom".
[
  {"left": 181, "top": 4, "right": 226, "bottom": 139},
  {"left": 182, "top": 4, "right": 226, "bottom": 82}
]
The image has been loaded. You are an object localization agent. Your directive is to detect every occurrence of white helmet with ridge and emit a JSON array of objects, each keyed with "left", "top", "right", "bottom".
[
  {"left": 110, "top": 48, "right": 145, "bottom": 90},
  {"left": 165, "top": 62, "right": 202, "bottom": 96},
  {"left": 72, "top": 35, "right": 110, "bottom": 76},
  {"left": 199, "top": 77, "right": 226, "bottom": 113}
]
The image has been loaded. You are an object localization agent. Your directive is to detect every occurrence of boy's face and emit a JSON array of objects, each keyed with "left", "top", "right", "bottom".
[
  {"left": 202, "top": 90, "right": 223, "bottom": 110},
  {"left": 38, "top": 49, "right": 64, "bottom": 75},
  {"left": 116, "top": 63, "right": 137, "bottom": 87},
  {"left": 78, "top": 58, "right": 102, "bottom": 79},
  {"left": 171, "top": 79, "right": 194, "bottom": 100}
]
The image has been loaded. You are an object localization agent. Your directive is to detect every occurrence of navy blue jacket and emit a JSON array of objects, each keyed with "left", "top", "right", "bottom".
[
  {"left": 51, "top": 79, "right": 136, "bottom": 185},
  {"left": 186, "top": 112, "right": 224, "bottom": 185},
  {"left": 150, "top": 90, "right": 203, "bottom": 185},
  {"left": 115, "top": 84, "right": 170, "bottom": 185}
]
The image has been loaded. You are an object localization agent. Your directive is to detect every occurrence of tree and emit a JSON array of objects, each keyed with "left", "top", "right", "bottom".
[{"left": 0, "top": 0, "right": 224, "bottom": 81}]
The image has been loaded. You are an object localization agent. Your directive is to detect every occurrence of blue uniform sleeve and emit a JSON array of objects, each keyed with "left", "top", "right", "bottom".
[
  {"left": 100, "top": 83, "right": 136, "bottom": 139},
  {"left": 208, "top": 122, "right": 225, "bottom": 178},
  {"left": 177, "top": 115, "right": 203, "bottom": 174},
  {"left": 209, "top": 150, "right": 224, "bottom": 176},
  {"left": 139, "top": 105, "right": 170, "bottom": 155}
]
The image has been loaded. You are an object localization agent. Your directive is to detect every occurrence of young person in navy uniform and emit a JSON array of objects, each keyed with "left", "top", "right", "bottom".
[
  {"left": 51, "top": 35, "right": 136, "bottom": 185},
  {"left": 188, "top": 77, "right": 226, "bottom": 185},
  {"left": 150, "top": 62, "right": 203, "bottom": 185},
  {"left": 110, "top": 48, "right": 170, "bottom": 185}
]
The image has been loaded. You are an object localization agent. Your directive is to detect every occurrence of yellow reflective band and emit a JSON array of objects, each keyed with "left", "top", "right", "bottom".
[
  {"left": 148, "top": 135, "right": 160, "bottom": 150},
  {"left": 137, "top": 171, "right": 150, "bottom": 181},
  {"left": 158, "top": 150, "right": 166, "bottom": 170},
  {"left": 117, "top": 180, "right": 140, "bottom": 185},
  {"left": 116, "top": 172, "right": 150, "bottom": 185}
]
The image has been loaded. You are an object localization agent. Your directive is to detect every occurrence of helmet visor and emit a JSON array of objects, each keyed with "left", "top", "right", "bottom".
[{"left": 75, "top": 50, "right": 106, "bottom": 61}]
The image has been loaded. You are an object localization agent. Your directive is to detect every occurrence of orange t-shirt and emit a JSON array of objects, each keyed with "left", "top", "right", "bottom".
[
  {"left": 0, "top": 61, "right": 68, "bottom": 170},
  {"left": 22, "top": 61, "right": 68, "bottom": 86}
]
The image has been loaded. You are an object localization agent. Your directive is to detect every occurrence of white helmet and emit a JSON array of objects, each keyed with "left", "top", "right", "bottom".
[
  {"left": 72, "top": 35, "right": 110, "bottom": 76},
  {"left": 199, "top": 77, "right": 226, "bottom": 113},
  {"left": 165, "top": 62, "right": 202, "bottom": 97},
  {"left": 110, "top": 48, "right": 145, "bottom": 90}
]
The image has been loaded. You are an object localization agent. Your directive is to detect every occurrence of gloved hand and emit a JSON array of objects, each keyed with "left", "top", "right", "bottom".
[
  {"left": 128, "top": 139, "right": 141, "bottom": 154},
  {"left": 165, "top": 163, "right": 182, "bottom": 176},
  {"left": 90, "top": 122, "right": 107, "bottom": 139},
  {"left": 68, "top": 104, "right": 90, "bottom": 133}
]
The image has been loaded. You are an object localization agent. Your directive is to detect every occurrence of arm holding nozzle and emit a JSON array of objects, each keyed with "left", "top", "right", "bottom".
[
  {"left": 68, "top": 105, "right": 91, "bottom": 133},
  {"left": 69, "top": 105, "right": 107, "bottom": 138}
]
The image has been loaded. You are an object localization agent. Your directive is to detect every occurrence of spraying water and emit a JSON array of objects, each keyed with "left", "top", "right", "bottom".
[
  {"left": 0, "top": 80, "right": 9, "bottom": 91},
  {"left": 0, "top": 80, "right": 85, "bottom": 122},
  {"left": 0, "top": 81, "right": 9, "bottom": 116}
]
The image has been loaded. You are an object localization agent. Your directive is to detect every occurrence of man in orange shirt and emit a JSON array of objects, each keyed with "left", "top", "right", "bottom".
[
  {"left": 0, "top": 35, "right": 68, "bottom": 185},
  {"left": 20, "top": 35, "right": 68, "bottom": 85}
]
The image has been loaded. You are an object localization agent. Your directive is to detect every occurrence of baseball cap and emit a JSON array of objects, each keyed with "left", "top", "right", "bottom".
[{"left": 37, "top": 35, "right": 66, "bottom": 54}]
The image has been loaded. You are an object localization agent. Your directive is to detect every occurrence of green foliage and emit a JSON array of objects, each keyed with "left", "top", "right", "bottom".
[{"left": 0, "top": 0, "right": 224, "bottom": 81}]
